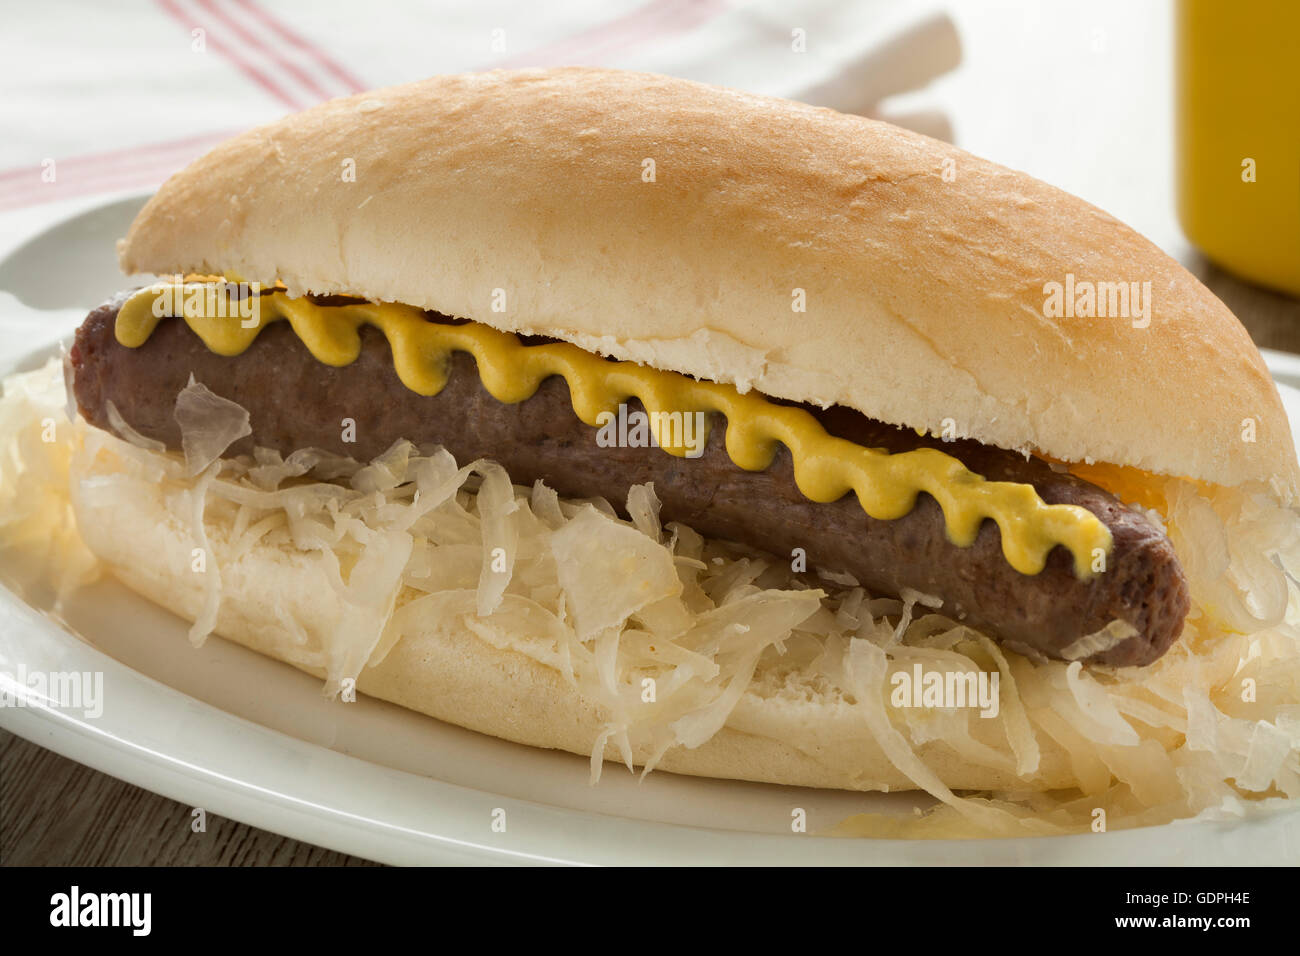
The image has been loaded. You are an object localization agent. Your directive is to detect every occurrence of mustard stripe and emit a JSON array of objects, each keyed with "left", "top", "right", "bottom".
[{"left": 115, "top": 283, "right": 1113, "bottom": 577}]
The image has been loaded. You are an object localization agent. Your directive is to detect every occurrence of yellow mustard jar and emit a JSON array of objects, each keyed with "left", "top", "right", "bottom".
[{"left": 1176, "top": 0, "right": 1300, "bottom": 296}]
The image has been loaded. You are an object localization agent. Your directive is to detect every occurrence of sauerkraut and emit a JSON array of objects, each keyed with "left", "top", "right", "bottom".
[{"left": 3, "top": 357, "right": 1299, "bottom": 838}]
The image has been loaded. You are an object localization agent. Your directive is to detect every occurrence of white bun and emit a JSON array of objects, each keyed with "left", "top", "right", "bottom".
[{"left": 117, "top": 68, "right": 1298, "bottom": 499}]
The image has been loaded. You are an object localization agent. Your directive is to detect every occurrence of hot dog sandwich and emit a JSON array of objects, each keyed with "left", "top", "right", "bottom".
[{"left": 4, "top": 69, "right": 1299, "bottom": 835}]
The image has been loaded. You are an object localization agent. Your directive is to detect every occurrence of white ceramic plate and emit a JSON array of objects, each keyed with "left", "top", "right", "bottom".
[{"left": 1, "top": 196, "right": 1298, "bottom": 866}]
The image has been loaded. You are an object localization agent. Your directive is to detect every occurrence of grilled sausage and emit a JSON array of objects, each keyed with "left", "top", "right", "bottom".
[{"left": 69, "top": 296, "right": 1191, "bottom": 666}]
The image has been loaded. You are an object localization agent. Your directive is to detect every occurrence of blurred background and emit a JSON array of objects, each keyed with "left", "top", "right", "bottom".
[{"left": 1, "top": 0, "right": 1297, "bottom": 864}]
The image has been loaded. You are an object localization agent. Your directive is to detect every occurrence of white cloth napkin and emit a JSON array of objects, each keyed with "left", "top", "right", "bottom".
[{"left": 0, "top": 0, "right": 959, "bottom": 248}]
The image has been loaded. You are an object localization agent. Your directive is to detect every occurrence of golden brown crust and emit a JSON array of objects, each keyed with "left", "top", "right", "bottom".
[{"left": 118, "top": 67, "right": 1299, "bottom": 499}]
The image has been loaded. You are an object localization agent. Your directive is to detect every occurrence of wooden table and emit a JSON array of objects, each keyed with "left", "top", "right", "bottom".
[{"left": 0, "top": 729, "right": 378, "bottom": 865}]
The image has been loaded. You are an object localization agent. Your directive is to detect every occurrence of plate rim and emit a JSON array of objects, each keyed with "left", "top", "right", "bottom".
[{"left": 6, "top": 577, "right": 1298, "bottom": 866}]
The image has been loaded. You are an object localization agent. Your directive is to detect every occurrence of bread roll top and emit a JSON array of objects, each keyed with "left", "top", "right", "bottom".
[{"left": 117, "top": 67, "right": 1299, "bottom": 500}]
